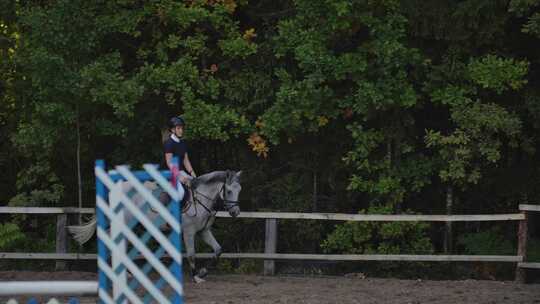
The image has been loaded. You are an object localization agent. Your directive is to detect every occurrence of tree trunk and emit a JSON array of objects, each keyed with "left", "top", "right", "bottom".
[
  {"left": 444, "top": 185, "right": 453, "bottom": 253},
  {"left": 393, "top": 137, "right": 403, "bottom": 213},
  {"left": 386, "top": 139, "right": 392, "bottom": 165},
  {"left": 76, "top": 105, "right": 82, "bottom": 225},
  {"left": 312, "top": 170, "right": 318, "bottom": 212}
]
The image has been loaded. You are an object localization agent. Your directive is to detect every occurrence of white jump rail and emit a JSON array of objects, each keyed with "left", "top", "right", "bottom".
[{"left": 0, "top": 281, "right": 97, "bottom": 296}]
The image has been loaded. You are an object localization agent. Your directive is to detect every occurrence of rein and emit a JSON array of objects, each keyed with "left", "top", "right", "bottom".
[{"left": 188, "top": 180, "right": 240, "bottom": 216}]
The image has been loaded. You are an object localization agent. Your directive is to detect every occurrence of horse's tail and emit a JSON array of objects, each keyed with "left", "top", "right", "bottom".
[{"left": 67, "top": 216, "right": 97, "bottom": 245}]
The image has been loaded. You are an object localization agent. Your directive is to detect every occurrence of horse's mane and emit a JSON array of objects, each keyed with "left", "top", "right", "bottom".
[
  {"left": 197, "top": 171, "right": 225, "bottom": 184},
  {"left": 195, "top": 170, "right": 239, "bottom": 186}
]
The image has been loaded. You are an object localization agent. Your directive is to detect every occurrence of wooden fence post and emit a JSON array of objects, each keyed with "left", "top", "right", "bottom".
[
  {"left": 55, "top": 214, "right": 67, "bottom": 271},
  {"left": 264, "top": 218, "right": 278, "bottom": 276},
  {"left": 515, "top": 210, "right": 528, "bottom": 283}
]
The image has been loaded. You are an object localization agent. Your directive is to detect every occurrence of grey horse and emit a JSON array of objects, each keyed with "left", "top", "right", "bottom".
[{"left": 68, "top": 170, "right": 242, "bottom": 283}]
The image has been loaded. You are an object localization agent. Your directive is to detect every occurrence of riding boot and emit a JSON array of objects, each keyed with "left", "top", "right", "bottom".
[{"left": 181, "top": 186, "right": 191, "bottom": 206}]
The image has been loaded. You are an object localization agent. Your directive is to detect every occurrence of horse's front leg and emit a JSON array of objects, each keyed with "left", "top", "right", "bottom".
[
  {"left": 200, "top": 229, "right": 222, "bottom": 260},
  {"left": 200, "top": 229, "right": 222, "bottom": 274},
  {"left": 182, "top": 229, "right": 205, "bottom": 283}
]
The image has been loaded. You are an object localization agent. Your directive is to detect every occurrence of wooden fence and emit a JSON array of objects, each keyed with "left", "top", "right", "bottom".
[{"left": 0, "top": 205, "right": 538, "bottom": 282}]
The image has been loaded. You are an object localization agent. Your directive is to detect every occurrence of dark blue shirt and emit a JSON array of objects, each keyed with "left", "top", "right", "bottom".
[{"left": 163, "top": 137, "right": 189, "bottom": 171}]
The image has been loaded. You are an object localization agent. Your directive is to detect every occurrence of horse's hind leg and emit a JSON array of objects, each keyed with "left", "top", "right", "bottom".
[{"left": 183, "top": 229, "right": 205, "bottom": 283}]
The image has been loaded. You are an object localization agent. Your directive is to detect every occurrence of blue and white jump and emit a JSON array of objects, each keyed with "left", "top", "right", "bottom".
[
  {"left": 96, "top": 158, "right": 184, "bottom": 304},
  {"left": 0, "top": 159, "right": 185, "bottom": 304}
]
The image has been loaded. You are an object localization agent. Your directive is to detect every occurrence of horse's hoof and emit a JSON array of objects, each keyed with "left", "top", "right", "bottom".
[
  {"left": 214, "top": 248, "right": 222, "bottom": 259},
  {"left": 198, "top": 267, "right": 208, "bottom": 278},
  {"left": 193, "top": 275, "right": 206, "bottom": 284}
]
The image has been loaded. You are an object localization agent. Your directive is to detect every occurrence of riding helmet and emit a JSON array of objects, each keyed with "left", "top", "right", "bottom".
[{"left": 168, "top": 116, "right": 185, "bottom": 130}]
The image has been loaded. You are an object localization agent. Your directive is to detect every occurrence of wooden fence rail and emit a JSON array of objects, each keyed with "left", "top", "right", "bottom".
[
  {"left": 0, "top": 206, "right": 526, "bottom": 221},
  {"left": 0, "top": 252, "right": 523, "bottom": 262},
  {"left": 0, "top": 205, "right": 538, "bottom": 282}
]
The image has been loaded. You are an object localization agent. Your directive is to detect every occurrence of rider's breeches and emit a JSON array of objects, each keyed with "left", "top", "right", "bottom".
[{"left": 177, "top": 170, "right": 192, "bottom": 201}]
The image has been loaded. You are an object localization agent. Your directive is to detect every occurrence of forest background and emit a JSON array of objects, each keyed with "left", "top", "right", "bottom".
[{"left": 1, "top": 0, "right": 540, "bottom": 279}]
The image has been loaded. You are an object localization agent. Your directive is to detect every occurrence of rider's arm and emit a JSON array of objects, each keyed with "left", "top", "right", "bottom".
[
  {"left": 166, "top": 152, "right": 189, "bottom": 183},
  {"left": 184, "top": 153, "right": 196, "bottom": 177},
  {"left": 165, "top": 152, "right": 174, "bottom": 170}
]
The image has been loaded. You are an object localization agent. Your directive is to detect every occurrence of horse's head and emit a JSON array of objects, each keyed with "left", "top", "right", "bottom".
[{"left": 219, "top": 170, "right": 242, "bottom": 217}]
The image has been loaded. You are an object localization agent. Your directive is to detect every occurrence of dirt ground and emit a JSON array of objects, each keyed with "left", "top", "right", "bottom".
[{"left": 1, "top": 271, "right": 539, "bottom": 304}]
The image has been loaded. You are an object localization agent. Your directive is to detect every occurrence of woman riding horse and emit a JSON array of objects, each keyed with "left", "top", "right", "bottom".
[
  {"left": 68, "top": 116, "right": 242, "bottom": 283},
  {"left": 160, "top": 116, "right": 196, "bottom": 205},
  {"left": 162, "top": 116, "right": 241, "bottom": 283}
]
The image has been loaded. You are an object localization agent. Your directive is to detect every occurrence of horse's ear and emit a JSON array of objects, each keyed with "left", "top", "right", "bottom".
[{"left": 236, "top": 171, "right": 242, "bottom": 181}]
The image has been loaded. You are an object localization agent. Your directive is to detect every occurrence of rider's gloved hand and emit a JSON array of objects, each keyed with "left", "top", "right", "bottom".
[{"left": 179, "top": 174, "right": 190, "bottom": 184}]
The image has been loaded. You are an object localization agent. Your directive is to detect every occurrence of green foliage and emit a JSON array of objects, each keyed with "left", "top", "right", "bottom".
[
  {"left": 279, "top": 220, "right": 326, "bottom": 253},
  {"left": 345, "top": 123, "right": 434, "bottom": 206},
  {"left": 0, "top": 216, "right": 56, "bottom": 255},
  {"left": 183, "top": 99, "right": 251, "bottom": 141},
  {"left": 204, "top": 255, "right": 262, "bottom": 275},
  {"left": 4, "top": 0, "right": 261, "bottom": 206},
  {"left": 9, "top": 188, "right": 64, "bottom": 208},
  {"left": 219, "top": 36, "right": 257, "bottom": 58},
  {"left": 259, "top": 69, "right": 337, "bottom": 144},
  {"left": 508, "top": 0, "right": 540, "bottom": 16},
  {"left": 528, "top": 238, "right": 540, "bottom": 262},
  {"left": 522, "top": 12, "right": 540, "bottom": 36},
  {"left": 8, "top": 160, "right": 64, "bottom": 207},
  {"left": 424, "top": 53, "right": 527, "bottom": 188},
  {"left": 322, "top": 205, "right": 433, "bottom": 255},
  {"left": 457, "top": 228, "right": 514, "bottom": 255},
  {"left": 216, "top": 259, "right": 235, "bottom": 273},
  {"left": 425, "top": 100, "right": 522, "bottom": 186},
  {"left": 265, "top": 0, "right": 421, "bottom": 139},
  {"left": 509, "top": 0, "right": 540, "bottom": 37},
  {"left": 0, "top": 222, "right": 25, "bottom": 250},
  {"left": 262, "top": 172, "right": 312, "bottom": 211},
  {"left": 235, "top": 259, "right": 262, "bottom": 274},
  {"left": 467, "top": 55, "right": 529, "bottom": 93},
  {"left": 80, "top": 53, "right": 144, "bottom": 118},
  {"left": 260, "top": 0, "right": 429, "bottom": 208}
]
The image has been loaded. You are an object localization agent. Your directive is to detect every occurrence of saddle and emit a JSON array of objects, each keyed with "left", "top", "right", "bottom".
[
  {"left": 156, "top": 182, "right": 196, "bottom": 214},
  {"left": 153, "top": 185, "right": 196, "bottom": 231}
]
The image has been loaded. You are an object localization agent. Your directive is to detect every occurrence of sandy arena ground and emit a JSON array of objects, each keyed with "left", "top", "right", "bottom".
[{"left": 1, "top": 271, "right": 539, "bottom": 304}]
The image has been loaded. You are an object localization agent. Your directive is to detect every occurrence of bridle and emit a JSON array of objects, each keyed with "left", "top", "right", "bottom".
[
  {"left": 218, "top": 182, "right": 241, "bottom": 212},
  {"left": 189, "top": 178, "right": 240, "bottom": 216}
]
